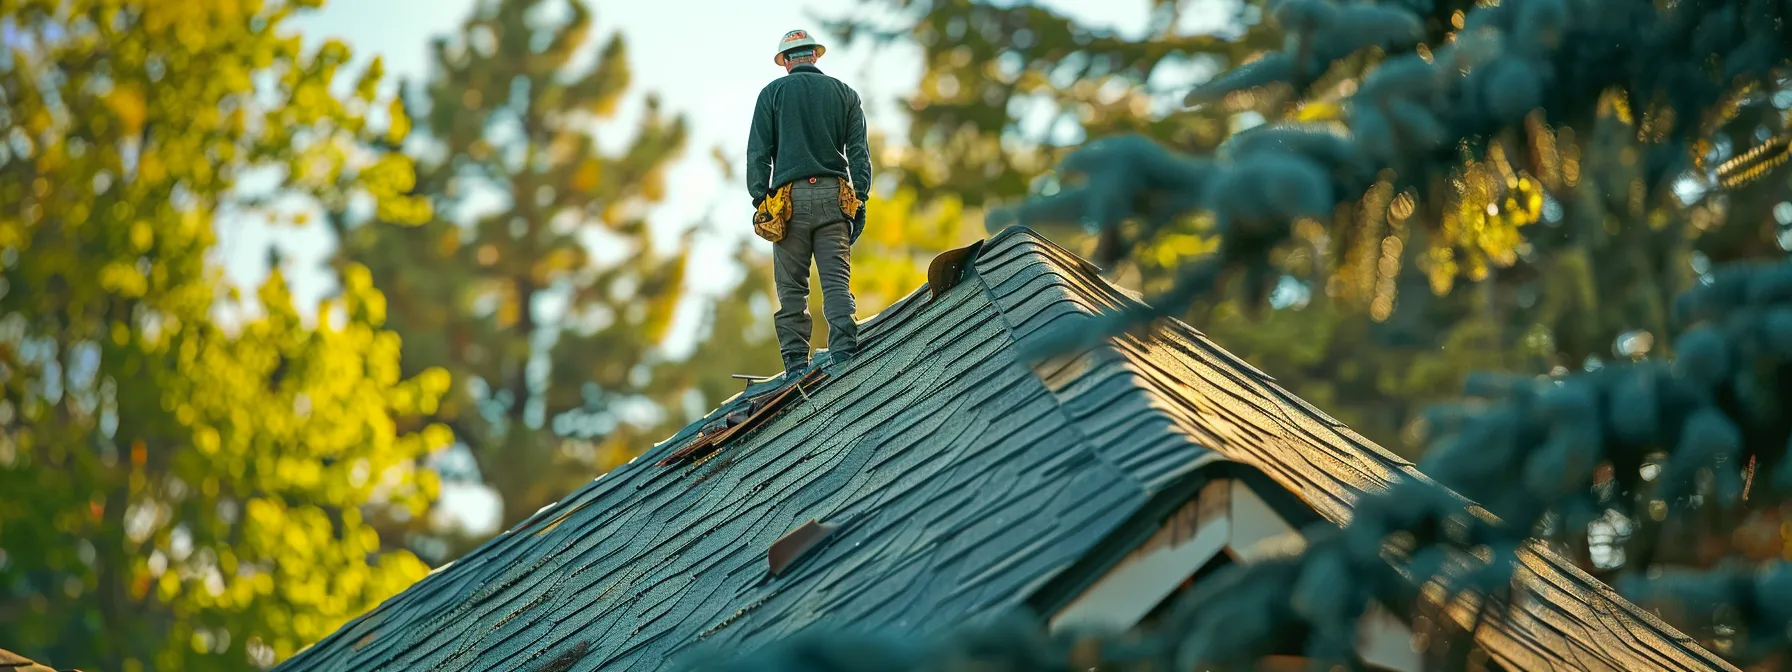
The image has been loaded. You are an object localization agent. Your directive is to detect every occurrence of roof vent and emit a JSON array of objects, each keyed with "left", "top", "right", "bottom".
[{"left": 768, "top": 519, "right": 838, "bottom": 577}]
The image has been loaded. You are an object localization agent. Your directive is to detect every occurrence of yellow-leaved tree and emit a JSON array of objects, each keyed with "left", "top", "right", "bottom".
[{"left": 0, "top": 1, "right": 445, "bottom": 669}]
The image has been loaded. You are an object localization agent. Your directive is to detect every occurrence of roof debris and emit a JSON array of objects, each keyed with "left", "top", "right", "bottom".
[
  {"left": 657, "top": 367, "right": 829, "bottom": 467},
  {"left": 768, "top": 519, "right": 839, "bottom": 577}
]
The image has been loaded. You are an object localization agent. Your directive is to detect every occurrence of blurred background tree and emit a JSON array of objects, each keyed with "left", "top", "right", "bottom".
[
  {"left": 325, "top": 0, "right": 735, "bottom": 547},
  {"left": 0, "top": 1, "right": 448, "bottom": 670}
]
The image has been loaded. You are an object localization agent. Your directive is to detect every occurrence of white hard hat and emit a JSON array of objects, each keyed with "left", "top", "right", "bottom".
[{"left": 773, "top": 29, "right": 826, "bottom": 66}]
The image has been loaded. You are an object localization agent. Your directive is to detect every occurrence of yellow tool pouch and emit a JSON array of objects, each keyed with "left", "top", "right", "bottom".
[
  {"left": 753, "top": 183, "right": 793, "bottom": 243},
  {"left": 837, "top": 179, "right": 860, "bottom": 220}
]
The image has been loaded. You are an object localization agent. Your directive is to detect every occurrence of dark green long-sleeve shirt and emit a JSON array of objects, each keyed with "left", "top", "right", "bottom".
[{"left": 746, "top": 64, "right": 872, "bottom": 205}]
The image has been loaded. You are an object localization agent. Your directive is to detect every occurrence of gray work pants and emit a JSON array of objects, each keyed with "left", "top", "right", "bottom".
[{"left": 774, "top": 176, "right": 858, "bottom": 367}]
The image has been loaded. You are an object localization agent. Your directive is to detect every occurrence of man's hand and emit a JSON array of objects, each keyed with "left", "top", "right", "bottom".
[{"left": 850, "top": 203, "right": 866, "bottom": 244}]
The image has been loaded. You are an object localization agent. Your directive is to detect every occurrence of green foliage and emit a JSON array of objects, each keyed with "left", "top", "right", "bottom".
[
  {"left": 327, "top": 0, "right": 703, "bottom": 537},
  {"left": 0, "top": 1, "right": 446, "bottom": 669},
  {"left": 996, "top": 0, "right": 1788, "bottom": 664}
]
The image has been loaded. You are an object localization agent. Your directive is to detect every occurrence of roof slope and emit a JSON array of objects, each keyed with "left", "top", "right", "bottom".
[
  {"left": 991, "top": 233, "right": 1734, "bottom": 672},
  {"left": 281, "top": 227, "right": 1731, "bottom": 672}
]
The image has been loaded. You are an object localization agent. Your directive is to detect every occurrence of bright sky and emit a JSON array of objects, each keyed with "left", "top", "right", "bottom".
[{"left": 236, "top": 0, "right": 1180, "bottom": 538}]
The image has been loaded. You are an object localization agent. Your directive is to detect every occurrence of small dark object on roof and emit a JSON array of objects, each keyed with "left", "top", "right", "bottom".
[
  {"left": 767, "top": 519, "right": 839, "bottom": 577},
  {"left": 927, "top": 239, "right": 985, "bottom": 298},
  {"left": 528, "top": 641, "right": 590, "bottom": 672}
]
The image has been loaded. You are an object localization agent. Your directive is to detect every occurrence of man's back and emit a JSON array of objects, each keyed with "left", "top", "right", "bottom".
[
  {"left": 751, "top": 32, "right": 873, "bottom": 378},
  {"left": 746, "top": 66, "right": 871, "bottom": 205}
]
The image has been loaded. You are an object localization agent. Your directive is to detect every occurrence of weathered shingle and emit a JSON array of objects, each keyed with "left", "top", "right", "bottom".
[{"left": 281, "top": 226, "right": 1732, "bottom": 672}]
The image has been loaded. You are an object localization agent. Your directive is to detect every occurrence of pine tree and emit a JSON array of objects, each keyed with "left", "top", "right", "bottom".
[
  {"left": 328, "top": 0, "right": 696, "bottom": 536},
  {"left": 0, "top": 1, "right": 445, "bottom": 669},
  {"left": 988, "top": 0, "right": 1792, "bottom": 663}
]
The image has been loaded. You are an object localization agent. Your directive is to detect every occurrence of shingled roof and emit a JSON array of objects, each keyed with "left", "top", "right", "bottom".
[{"left": 280, "top": 227, "right": 1733, "bottom": 672}]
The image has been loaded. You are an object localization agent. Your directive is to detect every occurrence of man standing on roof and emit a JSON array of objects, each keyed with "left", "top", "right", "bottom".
[{"left": 746, "top": 29, "right": 873, "bottom": 379}]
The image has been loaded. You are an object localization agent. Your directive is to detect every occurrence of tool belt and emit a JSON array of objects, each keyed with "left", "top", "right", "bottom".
[
  {"left": 754, "top": 178, "right": 861, "bottom": 243},
  {"left": 753, "top": 183, "right": 793, "bottom": 242}
]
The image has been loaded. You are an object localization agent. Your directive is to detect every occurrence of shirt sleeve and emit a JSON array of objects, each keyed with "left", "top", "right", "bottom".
[
  {"left": 746, "top": 86, "right": 776, "bottom": 203},
  {"left": 844, "top": 89, "right": 872, "bottom": 203}
]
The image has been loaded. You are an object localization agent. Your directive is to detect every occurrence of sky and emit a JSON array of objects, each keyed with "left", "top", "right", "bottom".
[{"left": 234, "top": 0, "right": 1171, "bottom": 538}]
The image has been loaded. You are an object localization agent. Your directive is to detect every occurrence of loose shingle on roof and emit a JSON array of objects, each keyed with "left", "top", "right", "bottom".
[{"left": 281, "top": 226, "right": 1732, "bottom": 672}]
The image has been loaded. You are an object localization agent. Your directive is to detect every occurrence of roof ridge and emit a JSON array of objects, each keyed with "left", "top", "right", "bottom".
[{"left": 973, "top": 231, "right": 1230, "bottom": 490}]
